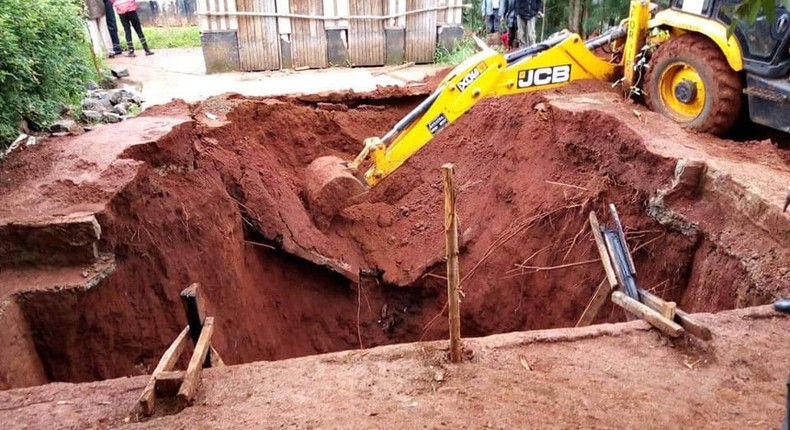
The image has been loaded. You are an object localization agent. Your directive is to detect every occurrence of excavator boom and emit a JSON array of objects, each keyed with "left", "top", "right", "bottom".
[{"left": 304, "top": 12, "right": 642, "bottom": 224}]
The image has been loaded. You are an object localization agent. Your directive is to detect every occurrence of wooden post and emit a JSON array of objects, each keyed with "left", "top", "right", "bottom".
[
  {"left": 575, "top": 279, "right": 608, "bottom": 327},
  {"left": 611, "top": 291, "right": 684, "bottom": 338},
  {"left": 577, "top": 211, "right": 621, "bottom": 327},
  {"left": 177, "top": 317, "right": 215, "bottom": 408},
  {"left": 181, "top": 283, "right": 212, "bottom": 368},
  {"left": 442, "top": 163, "right": 462, "bottom": 363},
  {"left": 588, "top": 212, "right": 619, "bottom": 291}
]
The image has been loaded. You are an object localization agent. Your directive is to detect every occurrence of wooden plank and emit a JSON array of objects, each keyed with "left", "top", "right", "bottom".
[
  {"left": 138, "top": 326, "right": 191, "bottom": 416},
  {"left": 611, "top": 291, "right": 684, "bottom": 338},
  {"left": 442, "top": 164, "right": 462, "bottom": 363},
  {"left": 276, "top": 0, "right": 292, "bottom": 34},
  {"left": 405, "top": 0, "right": 437, "bottom": 63},
  {"left": 349, "top": 0, "right": 385, "bottom": 66},
  {"left": 661, "top": 301, "right": 677, "bottom": 320},
  {"left": 588, "top": 212, "right": 618, "bottom": 290},
  {"left": 155, "top": 370, "right": 185, "bottom": 397},
  {"left": 177, "top": 317, "right": 216, "bottom": 408},
  {"left": 575, "top": 279, "right": 609, "bottom": 327},
  {"left": 237, "top": 0, "right": 280, "bottom": 70},
  {"left": 638, "top": 289, "right": 712, "bottom": 340},
  {"left": 608, "top": 204, "right": 636, "bottom": 275},
  {"left": 291, "top": 0, "right": 328, "bottom": 68},
  {"left": 210, "top": 346, "right": 225, "bottom": 367}
]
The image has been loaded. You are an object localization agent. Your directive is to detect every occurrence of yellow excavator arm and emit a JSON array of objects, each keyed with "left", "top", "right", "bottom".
[
  {"left": 352, "top": 29, "right": 626, "bottom": 187},
  {"left": 304, "top": 3, "right": 654, "bottom": 222}
]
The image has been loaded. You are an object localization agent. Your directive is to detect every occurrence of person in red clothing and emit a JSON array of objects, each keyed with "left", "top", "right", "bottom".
[{"left": 111, "top": 0, "right": 153, "bottom": 57}]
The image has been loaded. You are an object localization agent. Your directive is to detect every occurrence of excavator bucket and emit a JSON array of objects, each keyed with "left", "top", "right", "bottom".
[{"left": 303, "top": 155, "right": 368, "bottom": 226}]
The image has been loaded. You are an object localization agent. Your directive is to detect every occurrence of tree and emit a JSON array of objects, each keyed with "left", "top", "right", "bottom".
[{"left": 0, "top": 0, "right": 92, "bottom": 149}]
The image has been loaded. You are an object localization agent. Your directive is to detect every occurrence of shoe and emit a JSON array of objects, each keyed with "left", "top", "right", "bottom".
[
  {"left": 145, "top": 50, "right": 154, "bottom": 56},
  {"left": 126, "top": 50, "right": 136, "bottom": 57}
]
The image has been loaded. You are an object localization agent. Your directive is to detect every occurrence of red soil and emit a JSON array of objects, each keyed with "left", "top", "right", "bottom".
[{"left": 0, "top": 75, "right": 786, "bottom": 389}]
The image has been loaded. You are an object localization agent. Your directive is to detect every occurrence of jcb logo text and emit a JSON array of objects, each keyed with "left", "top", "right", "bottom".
[{"left": 517, "top": 65, "right": 572, "bottom": 88}]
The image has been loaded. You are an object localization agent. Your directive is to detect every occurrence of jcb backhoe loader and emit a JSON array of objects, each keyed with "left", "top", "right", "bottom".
[{"left": 304, "top": 0, "right": 790, "bottom": 222}]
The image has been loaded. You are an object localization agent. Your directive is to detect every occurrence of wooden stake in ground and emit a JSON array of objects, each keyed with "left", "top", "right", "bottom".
[{"left": 442, "top": 163, "right": 462, "bottom": 363}]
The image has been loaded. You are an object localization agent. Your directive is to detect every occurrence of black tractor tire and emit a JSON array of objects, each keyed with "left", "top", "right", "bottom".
[{"left": 644, "top": 33, "right": 743, "bottom": 136}]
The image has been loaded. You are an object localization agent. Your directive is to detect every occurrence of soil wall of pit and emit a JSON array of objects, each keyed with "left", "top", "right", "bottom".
[{"left": 3, "top": 83, "right": 785, "bottom": 388}]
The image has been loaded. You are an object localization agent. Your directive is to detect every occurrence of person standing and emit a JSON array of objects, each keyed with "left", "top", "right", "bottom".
[
  {"left": 499, "top": 0, "right": 519, "bottom": 49},
  {"left": 516, "top": 0, "right": 544, "bottom": 47},
  {"left": 481, "top": 0, "right": 501, "bottom": 34},
  {"left": 111, "top": 0, "right": 154, "bottom": 57},
  {"left": 104, "top": 0, "right": 123, "bottom": 57},
  {"left": 84, "top": 0, "right": 113, "bottom": 57}
]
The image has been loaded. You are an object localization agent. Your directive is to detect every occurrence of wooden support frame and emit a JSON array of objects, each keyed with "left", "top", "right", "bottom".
[
  {"left": 611, "top": 291, "right": 684, "bottom": 338},
  {"left": 576, "top": 279, "right": 608, "bottom": 327},
  {"left": 576, "top": 211, "right": 620, "bottom": 327},
  {"left": 138, "top": 326, "right": 191, "bottom": 416},
  {"left": 137, "top": 284, "right": 224, "bottom": 417},
  {"left": 638, "top": 288, "right": 712, "bottom": 340},
  {"left": 178, "top": 317, "right": 216, "bottom": 408}
]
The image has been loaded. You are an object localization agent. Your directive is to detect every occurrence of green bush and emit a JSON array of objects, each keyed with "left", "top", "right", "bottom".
[{"left": 0, "top": 0, "right": 92, "bottom": 149}]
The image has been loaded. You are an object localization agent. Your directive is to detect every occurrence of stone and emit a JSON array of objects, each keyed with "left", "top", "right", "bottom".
[
  {"left": 112, "top": 103, "right": 128, "bottom": 116},
  {"left": 49, "top": 119, "right": 81, "bottom": 134},
  {"left": 82, "top": 98, "right": 113, "bottom": 113},
  {"left": 671, "top": 159, "right": 706, "bottom": 192},
  {"left": 99, "top": 76, "right": 118, "bottom": 90},
  {"left": 107, "top": 89, "right": 124, "bottom": 105},
  {"left": 316, "top": 102, "right": 349, "bottom": 112},
  {"left": 81, "top": 110, "right": 103, "bottom": 123},
  {"left": 102, "top": 112, "right": 122, "bottom": 124},
  {"left": 86, "top": 80, "right": 100, "bottom": 90},
  {"left": 111, "top": 67, "right": 130, "bottom": 78}
]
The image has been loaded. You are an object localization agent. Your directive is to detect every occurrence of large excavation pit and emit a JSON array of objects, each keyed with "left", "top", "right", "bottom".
[{"left": 1, "top": 79, "right": 789, "bottom": 391}]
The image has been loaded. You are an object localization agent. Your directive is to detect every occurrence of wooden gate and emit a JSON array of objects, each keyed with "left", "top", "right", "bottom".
[
  {"left": 405, "top": 0, "right": 437, "bottom": 63},
  {"left": 291, "top": 0, "right": 328, "bottom": 68},
  {"left": 348, "top": 0, "right": 385, "bottom": 66},
  {"left": 236, "top": 0, "right": 280, "bottom": 70}
]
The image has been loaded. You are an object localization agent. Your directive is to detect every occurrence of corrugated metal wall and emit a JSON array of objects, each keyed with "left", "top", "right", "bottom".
[
  {"left": 198, "top": 0, "right": 462, "bottom": 71},
  {"left": 348, "top": 0, "right": 385, "bottom": 66},
  {"left": 236, "top": 0, "right": 280, "bottom": 70},
  {"left": 291, "top": 0, "right": 328, "bottom": 68},
  {"left": 405, "top": 0, "right": 437, "bottom": 63}
]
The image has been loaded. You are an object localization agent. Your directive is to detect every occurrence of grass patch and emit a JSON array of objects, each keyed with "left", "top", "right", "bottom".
[
  {"left": 112, "top": 15, "right": 201, "bottom": 50},
  {"left": 136, "top": 25, "right": 201, "bottom": 49},
  {"left": 433, "top": 36, "right": 478, "bottom": 65}
]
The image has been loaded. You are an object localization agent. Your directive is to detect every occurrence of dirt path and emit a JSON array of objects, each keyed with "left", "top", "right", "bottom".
[{"left": 0, "top": 305, "right": 787, "bottom": 429}]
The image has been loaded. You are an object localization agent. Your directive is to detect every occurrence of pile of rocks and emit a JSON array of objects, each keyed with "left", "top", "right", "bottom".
[
  {"left": 80, "top": 84, "right": 143, "bottom": 125},
  {"left": 48, "top": 78, "right": 144, "bottom": 136}
]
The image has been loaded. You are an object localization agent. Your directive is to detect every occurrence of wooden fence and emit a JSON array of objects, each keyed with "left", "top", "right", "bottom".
[{"left": 196, "top": 0, "right": 464, "bottom": 72}]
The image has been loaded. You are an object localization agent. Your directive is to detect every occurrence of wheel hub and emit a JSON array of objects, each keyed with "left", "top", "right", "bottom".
[
  {"left": 674, "top": 79, "right": 698, "bottom": 104},
  {"left": 657, "top": 62, "right": 706, "bottom": 121}
]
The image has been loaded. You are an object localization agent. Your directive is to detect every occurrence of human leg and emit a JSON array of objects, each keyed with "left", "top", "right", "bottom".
[
  {"left": 104, "top": 0, "right": 122, "bottom": 54},
  {"left": 128, "top": 11, "right": 154, "bottom": 55},
  {"left": 517, "top": 15, "right": 527, "bottom": 47},
  {"left": 119, "top": 13, "right": 135, "bottom": 56},
  {"left": 526, "top": 17, "right": 537, "bottom": 46}
]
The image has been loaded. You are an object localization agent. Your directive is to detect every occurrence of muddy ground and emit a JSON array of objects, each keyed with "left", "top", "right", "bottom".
[
  {"left": 0, "top": 69, "right": 788, "bottom": 428},
  {"left": 0, "top": 306, "right": 787, "bottom": 429}
]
